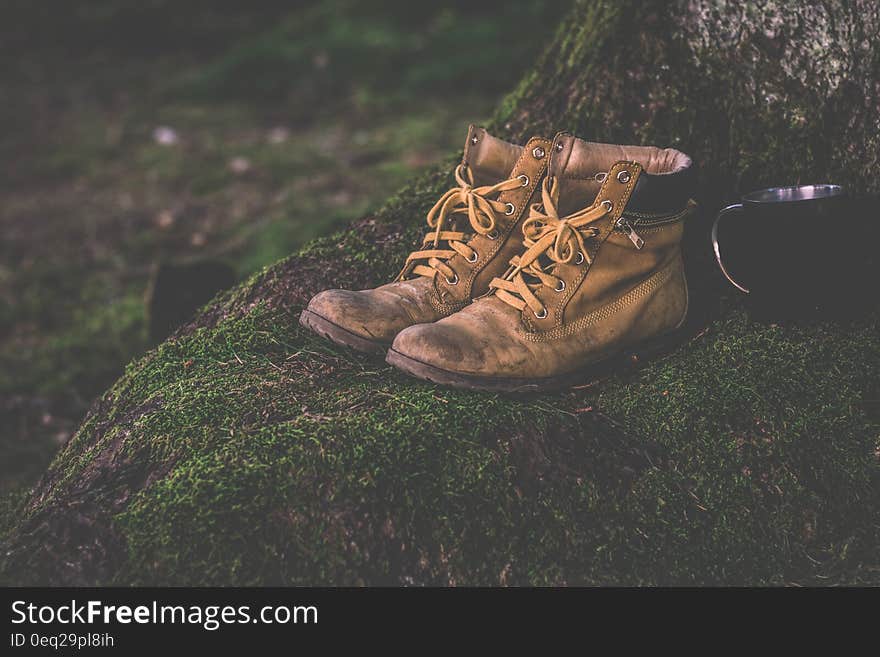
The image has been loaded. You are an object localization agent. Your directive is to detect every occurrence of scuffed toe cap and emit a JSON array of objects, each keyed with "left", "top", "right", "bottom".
[
  {"left": 393, "top": 323, "right": 465, "bottom": 365},
  {"left": 306, "top": 289, "right": 359, "bottom": 322},
  {"left": 391, "top": 299, "right": 541, "bottom": 378},
  {"left": 305, "top": 288, "right": 412, "bottom": 343},
  {"left": 391, "top": 321, "right": 498, "bottom": 376}
]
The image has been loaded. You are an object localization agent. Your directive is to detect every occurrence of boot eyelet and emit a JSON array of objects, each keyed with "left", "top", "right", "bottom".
[
  {"left": 532, "top": 146, "right": 545, "bottom": 159},
  {"left": 601, "top": 199, "right": 613, "bottom": 211},
  {"left": 445, "top": 273, "right": 459, "bottom": 285},
  {"left": 471, "top": 135, "right": 479, "bottom": 145},
  {"left": 575, "top": 251, "right": 585, "bottom": 265},
  {"left": 504, "top": 202, "right": 516, "bottom": 215},
  {"left": 466, "top": 251, "right": 478, "bottom": 263},
  {"left": 534, "top": 308, "right": 548, "bottom": 319},
  {"left": 554, "top": 279, "right": 566, "bottom": 292},
  {"left": 617, "top": 170, "right": 631, "bottom": 184},
  {"left": 518, "top": 174, "right": 529, "bottom": 187},
  {"left": 487, "top": 230, "right": 499, "bottom": 240}
]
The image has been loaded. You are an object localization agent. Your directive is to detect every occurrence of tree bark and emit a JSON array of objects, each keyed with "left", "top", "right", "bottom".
[{"left": 2, "top": 0, "right": 878, "bottom": 585}]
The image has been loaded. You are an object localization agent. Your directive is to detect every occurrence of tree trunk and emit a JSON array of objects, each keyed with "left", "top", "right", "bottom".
[{"left": 2, "top": 0, "right": 878, "bottom": 585}]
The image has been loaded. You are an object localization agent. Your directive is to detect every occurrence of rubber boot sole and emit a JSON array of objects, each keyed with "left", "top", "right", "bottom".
[
  {"left": 386, "top": 326, "right": 688, "bottom": 393},
  {"left": 299, "top": 309, "right": 389, "bottom": 356}
]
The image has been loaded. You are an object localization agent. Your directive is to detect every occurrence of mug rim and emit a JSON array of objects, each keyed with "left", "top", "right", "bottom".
[{"left": 743, "top": 184, "right": 844, "bottom": 204}]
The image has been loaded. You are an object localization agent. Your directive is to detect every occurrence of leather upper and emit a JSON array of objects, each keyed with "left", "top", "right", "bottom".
[{"left": 390, "top": 133, "right": 697, "bottom": 379}]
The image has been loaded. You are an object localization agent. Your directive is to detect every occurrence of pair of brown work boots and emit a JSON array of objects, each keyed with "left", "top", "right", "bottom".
[{"left": 300, "top": 126, "right": 695, "bottom": 392}]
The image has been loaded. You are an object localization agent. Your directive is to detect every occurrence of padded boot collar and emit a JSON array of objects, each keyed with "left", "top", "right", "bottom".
[{"left": 549, "top": 132, "right": 693, "bottom": 214}]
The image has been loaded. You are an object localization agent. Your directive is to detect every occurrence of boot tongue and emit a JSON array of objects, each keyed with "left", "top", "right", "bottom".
[
  {"left": 461, "top": 125, "right": 523, "bottom": 186},
  {"left": 548, "top": 136, "right": 628, "bottom": 215}
]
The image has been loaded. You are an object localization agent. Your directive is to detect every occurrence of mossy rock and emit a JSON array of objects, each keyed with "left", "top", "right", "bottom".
[{"left": 2, "top": 0, "right": 878, "bottom": 585}]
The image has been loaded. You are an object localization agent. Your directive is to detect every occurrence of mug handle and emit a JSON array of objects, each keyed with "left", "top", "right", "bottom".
[{"left": 712, "top": 203, "right": 750, "bottom": 294}]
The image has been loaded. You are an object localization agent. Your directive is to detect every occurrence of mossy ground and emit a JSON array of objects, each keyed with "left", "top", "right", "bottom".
[
  {"left": 121, "top": 308, "right": 877, "bottom": 585},
  {"left": 1, "top": 0, "right": 878, "bottom": 585}
]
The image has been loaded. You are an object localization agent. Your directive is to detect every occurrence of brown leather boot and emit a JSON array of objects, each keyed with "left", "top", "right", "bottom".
[
  {"left": 300, "top": 125, "right": 552, "bottom": 354},
  {"left": 387, "top": 133, "right": 696, "bottom": 391}
]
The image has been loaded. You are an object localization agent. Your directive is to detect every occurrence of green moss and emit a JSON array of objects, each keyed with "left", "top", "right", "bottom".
[
  {"left": 111, "top": 315, "right": 554, "bottom": 584},
  {"left": 597, "top": 311, "right": 880, "bottom": 583},
  {"left": 18, "top": 286, "right": 876, "bottom": 584}
]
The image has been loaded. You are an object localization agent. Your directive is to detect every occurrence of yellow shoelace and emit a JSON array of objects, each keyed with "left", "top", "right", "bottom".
[
  {"left": 401, "top": 164, "right": 524, "bottom": 283},
  {"left": 491, "top": 176, "right": 612, "bottom": 318}
]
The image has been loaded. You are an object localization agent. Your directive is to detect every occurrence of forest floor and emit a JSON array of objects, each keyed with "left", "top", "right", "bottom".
[{"left": 0, "top": 1, "right": 561, "bottom": 490}]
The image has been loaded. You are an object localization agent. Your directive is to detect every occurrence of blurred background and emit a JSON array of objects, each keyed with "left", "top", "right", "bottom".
[{"left": 0, "top": 0, "right": 568, "bottom": 490}]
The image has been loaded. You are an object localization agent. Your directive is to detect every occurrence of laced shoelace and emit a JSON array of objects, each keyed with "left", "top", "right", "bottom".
[
  {"left": 401, "top": 164, "right": 524, "bottom": 284},
  {"left": 490, "top": 176, "right": 613, "bottom": 318}
]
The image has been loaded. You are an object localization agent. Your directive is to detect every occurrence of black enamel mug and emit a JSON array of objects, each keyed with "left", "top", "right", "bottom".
[{"left": 711, "top": 184, "right": 853, "bottom": 305}]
